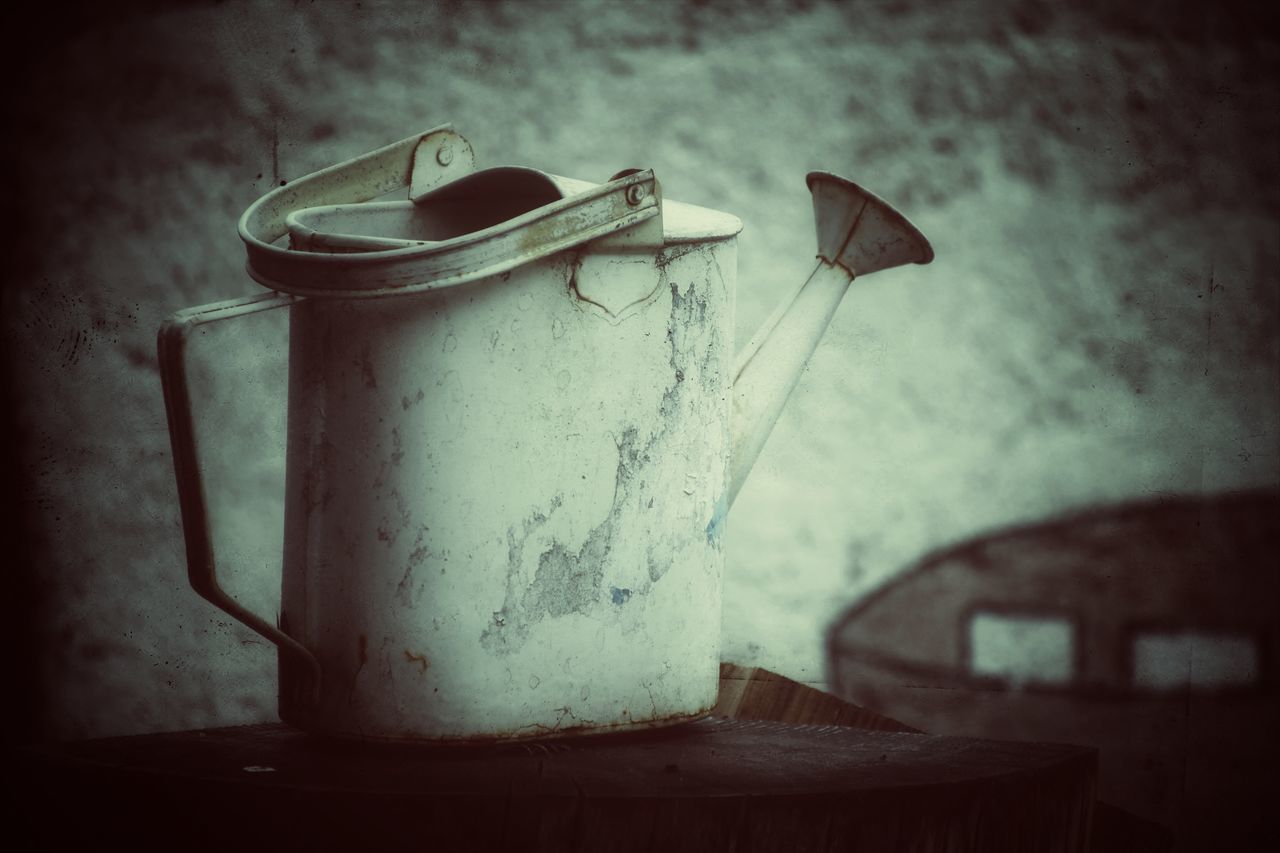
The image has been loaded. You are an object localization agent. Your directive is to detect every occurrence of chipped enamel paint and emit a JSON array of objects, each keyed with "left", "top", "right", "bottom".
[{"left": 705, "top": 493, "right": 729, "bottom": 548}]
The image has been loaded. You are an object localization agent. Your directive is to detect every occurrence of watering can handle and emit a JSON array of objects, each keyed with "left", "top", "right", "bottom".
[
  {"left": 157, "top": 292, "right": 322, "bottom": 695},
  {"left": 239, "top": 125, "right": 662, "bottom": 298}
]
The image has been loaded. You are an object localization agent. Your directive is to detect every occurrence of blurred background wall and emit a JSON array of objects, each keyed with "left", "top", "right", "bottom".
[{"left": 6, "top": 0, "right": 1277, "bottom": 741}]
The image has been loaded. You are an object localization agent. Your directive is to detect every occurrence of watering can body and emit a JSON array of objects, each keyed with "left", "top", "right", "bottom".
[
  {"left": 279, "top": 220, "right": 737, "bottom": 740},
  {"left": 159, "top": 125, "right": 931, "bottom": 742}
]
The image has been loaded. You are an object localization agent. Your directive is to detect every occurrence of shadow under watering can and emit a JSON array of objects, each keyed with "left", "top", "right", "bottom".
[{"left": 158, "top": 124, "right": 932, "bottom": 743}]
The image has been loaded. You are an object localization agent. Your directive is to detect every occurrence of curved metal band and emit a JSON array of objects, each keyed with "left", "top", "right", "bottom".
[{"left": 238, "top": 126, "right": 660, "bottom": 299}]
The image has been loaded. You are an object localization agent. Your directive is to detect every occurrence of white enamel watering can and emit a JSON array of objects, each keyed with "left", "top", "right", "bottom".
[{"left": 159, "top": 125, "right": 932, "bottom": 742}]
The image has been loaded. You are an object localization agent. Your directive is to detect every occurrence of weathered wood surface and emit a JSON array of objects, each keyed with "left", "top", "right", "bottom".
[{"left": 17, "top": 717, "right": 1095, "bottom": 851}]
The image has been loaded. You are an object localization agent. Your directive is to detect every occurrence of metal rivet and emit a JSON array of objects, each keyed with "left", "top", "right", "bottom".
[
  {"left": 436, "top": 143, "right": 454, "bottom": 166},
  {"left": 625, "top": 184, "right": 646, "bottom": 205}
]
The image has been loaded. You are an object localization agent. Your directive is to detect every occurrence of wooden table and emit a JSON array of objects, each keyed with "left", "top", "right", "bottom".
[{"left": 15, "top": 718, "right": 1095, "bottom": 851}]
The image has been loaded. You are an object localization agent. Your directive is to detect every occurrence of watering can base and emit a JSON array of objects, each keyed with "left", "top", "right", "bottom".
[{"left": 278, "top": 706, "right": 715, "bottom": 746}]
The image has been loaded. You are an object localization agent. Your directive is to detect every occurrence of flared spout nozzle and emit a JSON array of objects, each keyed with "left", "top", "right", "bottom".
[
  {"left": 807, "top": 171, "right": 934, "bottom": 276},
  {"left": 727, "top": 173, "right": 932, "bottom": 507}
]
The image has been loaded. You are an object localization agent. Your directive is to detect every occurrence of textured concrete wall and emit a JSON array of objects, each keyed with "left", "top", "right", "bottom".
[{"left": 8, "top": 0, "right": 1277, "bottom": 739}]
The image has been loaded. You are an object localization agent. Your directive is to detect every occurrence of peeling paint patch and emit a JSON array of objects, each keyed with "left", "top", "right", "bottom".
[
  {"left": 397, "top": 563, "right": 415, "bottom": 600},
  {"left": 397, "top": 526, "right": 431, "bottom": 605},
  {"left": 481, "top": 267, "right": 724, "bottom": 656},
  {"left": 480, "top": 496, "right": 565, "bottom": 653},
  {"left": 645, "top": 545, "right": 667, "bottom": 583},
  {"left": 390, "top": 427, "right": 404, "bottom": 467},
  {"left": 377, "top": 488, "right": 412, "bottom": 546},
  {"left": 705, "top": 493, "right": 728, "bottom": 547},
  {"left": 653, "top": 242, "right": 703, "bottom": 271},
  {"left": 528, "top": 536, "right": 609, "bottom": 618}
]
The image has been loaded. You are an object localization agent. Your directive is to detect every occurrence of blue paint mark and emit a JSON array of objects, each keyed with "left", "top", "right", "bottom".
[
  {"left": 611, "top": 586, "right": 632, "bottom": 605},
  {"left": 705, "top": 494, "right": 728, "bottom": 547}
]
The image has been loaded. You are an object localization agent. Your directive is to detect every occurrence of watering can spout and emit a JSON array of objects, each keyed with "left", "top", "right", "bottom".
[{"left": 727, "top": 172, "right": 933, "bottom": 506}]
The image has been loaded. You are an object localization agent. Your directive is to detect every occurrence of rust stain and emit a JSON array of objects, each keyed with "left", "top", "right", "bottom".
[{"left": 404, "top": 649, "right": 430, "bottom": 674}]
